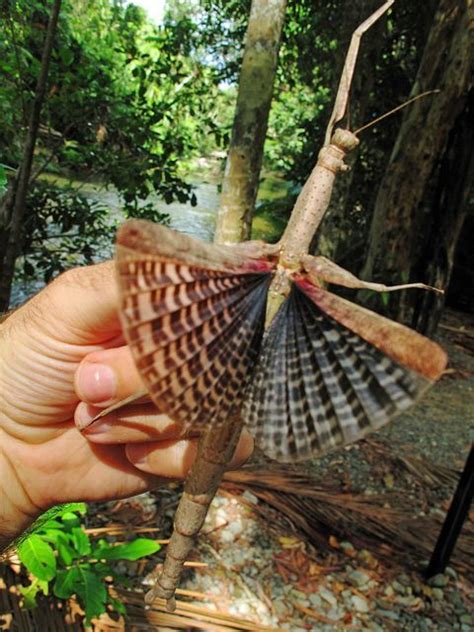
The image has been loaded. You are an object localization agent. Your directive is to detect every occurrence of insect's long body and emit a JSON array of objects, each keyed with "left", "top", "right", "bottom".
[
  {"left": 109, "top": 3, "right": 447, "bottom": 611},
  {"left": 114, "top": 128, "right": 446, "bottom": 610},
  {"left": 265, "top": 129, "right": 359, "bottom": 326}
]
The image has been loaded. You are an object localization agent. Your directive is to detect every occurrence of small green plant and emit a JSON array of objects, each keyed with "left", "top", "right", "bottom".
[
  {"left": 0, "top": 163, "right": 8, "bottom": 195},
  {"left": 17, "top": 503, "right": 160, "bottom": 625}
]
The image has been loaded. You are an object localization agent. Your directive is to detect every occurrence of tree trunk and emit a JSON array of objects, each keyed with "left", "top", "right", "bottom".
[
  {"left": 411, "top": 90, "right": 473, "bottom": 336},
  {"left": 360, "top": 0, "right": 473, "bottom": 327},
  {"left": 214, "top": 0, "right": 287, "bottom": 244},
  {"left": 0, "top": 0, "right": 62, "bottom": 312}
]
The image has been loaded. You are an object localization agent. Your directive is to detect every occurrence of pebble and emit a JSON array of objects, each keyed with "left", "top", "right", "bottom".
[
  {"left": 220, "top": 530, "right": 235, "bottom": 543},
  {"left": 397, "top": 573, "right": 412, "bottom": 586},
  {"left": 291, "top": 589, "right": 308, "bottom": 601},
  {"left": 375, "top": 609, "right": 401, "bottom": 621},
  {"left": 450, "top": 590, "right": 465, "bottom": 608},
  {"left": 240, "top": 602, "right": 252, "bottom": 615},
  {"left": 273, "top": 599, "right": 289, "bottom": 617},
  {"left": 348, "top": 570, "right": 371, "bottom": 588},
  {"left": 241, "top": 490, "right": 258, "bottom": 504},
  {"left": 428, "top": 573, "right": 449, "bottom": 588},
  {"left": 391, "top": 580, "right": 406, "bottom": 594},
  {"left": 309, "top": 594, "right": 323, "bottom": 609},
  {"left": 431, "top": 588, "right": 444, "bottom": 600},
  {"left": 340, "top": 541, "right": 355, "bottom": 554},
  {"left": 395, "top": 595, "right": 423, "bottom": 608},
  {"left": 228, "top": 519, "right": 243, "bottom": 537},
  {"left": 445, "top": 567, "right": 458, "bottom": 580},
  {"left": 351, "top": 595, "right": 370, "bottom": 613},
  {"left": 319, "top": 586, "right": 338, "bottom": 607},
  {"left": 326, "top": 607, "right": 345, "bottom": 621},
  {"left": 358, "top": 549, "right": 378, "bottom": 569}
]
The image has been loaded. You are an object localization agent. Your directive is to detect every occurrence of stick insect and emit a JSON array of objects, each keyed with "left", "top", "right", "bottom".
[{"left": 92, "top": 0, "right": 447, "bottom": 611}]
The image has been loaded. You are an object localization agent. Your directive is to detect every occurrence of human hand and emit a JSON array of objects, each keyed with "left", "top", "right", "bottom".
[{"left": 0, "top": 262, "right": 252, "bottom": 548}]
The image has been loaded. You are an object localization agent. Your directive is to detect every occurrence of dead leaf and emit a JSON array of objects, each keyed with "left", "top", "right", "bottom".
[
  {"left": 329, "top": 535, "right": 340, "bottom": 549},
  {"left": 278, "top": 536, "right": 302, "bottom": 549}
]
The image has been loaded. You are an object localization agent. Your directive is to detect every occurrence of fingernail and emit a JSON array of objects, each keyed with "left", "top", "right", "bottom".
[{"left": 76, "top": 363, "right": 116, "bottom": 404}]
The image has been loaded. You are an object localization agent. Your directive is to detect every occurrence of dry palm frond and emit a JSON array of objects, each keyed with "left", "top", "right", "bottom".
[
  {"left": 222, "top": 457, "right": 473, "bottom": 575},
  {"left": 364, "top": 439, "right": 459, "bottom": 488},
  {"left": 112, "top": 588, "right": 281, "bottom": 631}
]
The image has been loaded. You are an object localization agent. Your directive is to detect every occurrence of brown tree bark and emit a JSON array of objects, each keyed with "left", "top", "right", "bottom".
[
  {"left": 0, "top": 0, "right": 63, "bottom": 312},
  {"left": 360, "top": 0, "right": 473, "bottom": 327},
  {"left": 214, "top": 0, "right": 287, "bottom": 244},
  {"left": 411, "top": 90, "right": 473, "bottom": 336}
]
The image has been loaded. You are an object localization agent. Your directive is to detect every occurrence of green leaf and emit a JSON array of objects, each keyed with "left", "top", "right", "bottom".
[
  {"left": 32, "top": 504, "right": 87, "bottom": 534},
  {"left": 53, "top": 567, "right": 81, "bottom": 599},
  {"left": 19, "top": 581, "right": 41, "bottom": 609},
  {"left": 59, "top": 47, "right": 74, "bottom": 66},
  {"left": 60, "top": 512, "right": 81, "bottom": 528},
  {"left": 57, "top": 538, "right": 76, "bottom": 566},
  {"left": 38, "top": 578, "right": 49, "bottom": 596},
  {"left": 380, "top": 292, "right": 390, "bottom": 307},
  {"left": 0, "top": 165, "right": 7, "bottom": 193},
  {"left": 37, "top": 519, "right": 63, "bottom": 531},
  {"left": 75, "top": 567, "right": 108, "bottom": 623},
  {"left": 72, "top": 527, "right": 91, "bottom": 556},
  {"left": 18, "top": 535, "right": 56, "bottom": 581},
  {"left": 94, "top": 538, "right": 160, "bottom": 561}
]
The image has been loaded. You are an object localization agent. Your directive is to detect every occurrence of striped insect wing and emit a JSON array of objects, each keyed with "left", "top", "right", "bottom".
[
  {"left": 115, "top": 220, "right": 273, "bottom": 434},
  {"left": 244, "top": 282, "right": 446, "bottom": 462}
]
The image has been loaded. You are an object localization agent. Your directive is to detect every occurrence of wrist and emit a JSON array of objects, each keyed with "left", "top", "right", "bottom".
[
  {"left": 0, "top": 326, "right": 41, "bottom": 551},
  {"left": 0, "top": 443, "right": 40, "bottom": 552}
]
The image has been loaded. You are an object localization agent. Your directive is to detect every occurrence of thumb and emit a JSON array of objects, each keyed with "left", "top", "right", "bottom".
[{"left": 34, "top": 261, "right": 122, "bottom": 344}]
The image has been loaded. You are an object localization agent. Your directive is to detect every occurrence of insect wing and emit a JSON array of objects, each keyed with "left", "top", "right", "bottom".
[
  {"left": 115, "top": 220, "right": 273, "bottom": 434},
  {"left": 244, "top": 281, "right": 447, "bottom": 462}
]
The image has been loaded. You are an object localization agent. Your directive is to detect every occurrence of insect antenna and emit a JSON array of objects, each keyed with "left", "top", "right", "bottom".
[{"left": 353, "top": 89, "right": 440, "bottom": 135}]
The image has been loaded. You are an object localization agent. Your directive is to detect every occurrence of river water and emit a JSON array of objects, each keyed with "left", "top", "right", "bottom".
[
  {"left": 84, "top": 180, "right": 221, "bottom": 243},
  {"left": 11, "top": 181, "right": 220, "bottom": 306},
  {"left": 11, "top": 176, "right": 289, "bottom": 306}
]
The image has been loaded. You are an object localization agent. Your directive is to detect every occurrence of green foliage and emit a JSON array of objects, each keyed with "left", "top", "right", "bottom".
[
  {"left": 20, "top": 181, "right": 116, "bottom": 281},
  {"left": 0, "top": 164, "right": 8, "bottom": 194},
  {"left": 17, "top": 504, "right": 160, "bottom": 625},
  {"left": 0, "top": 0, "right": 437, "bottom": 291},
  {"left": 0, "top": 0, "right": 221, "bottom": 211},
  {"left": 17, "top": 180, "right": 172, "bottom": 283}
]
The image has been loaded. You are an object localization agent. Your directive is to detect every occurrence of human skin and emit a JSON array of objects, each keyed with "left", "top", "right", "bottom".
[{"left": 0, "top": 262, "right": 252, "bottom": 550}]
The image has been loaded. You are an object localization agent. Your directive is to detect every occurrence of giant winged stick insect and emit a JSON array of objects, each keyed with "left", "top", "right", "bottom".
[{"left": 100, "top": 1, "right": 447, "bottom": 611}]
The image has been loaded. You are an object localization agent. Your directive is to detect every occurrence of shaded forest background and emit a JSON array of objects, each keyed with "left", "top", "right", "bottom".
[{"left": 0, "top": 0, "right": 472, "bottom": 331}]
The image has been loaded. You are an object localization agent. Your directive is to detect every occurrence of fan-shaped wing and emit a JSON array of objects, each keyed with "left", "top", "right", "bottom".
[
  {"left": 244, "top": 282, "right": 447, "bottom": 462},
  {"left": 116, "top": 220, "right": 273, "bottom": 434}
]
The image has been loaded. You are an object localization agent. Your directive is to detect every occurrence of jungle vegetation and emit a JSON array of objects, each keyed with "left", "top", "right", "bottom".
[{"left": 0, "top": 0, "right": 472, "bottom": 328}]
